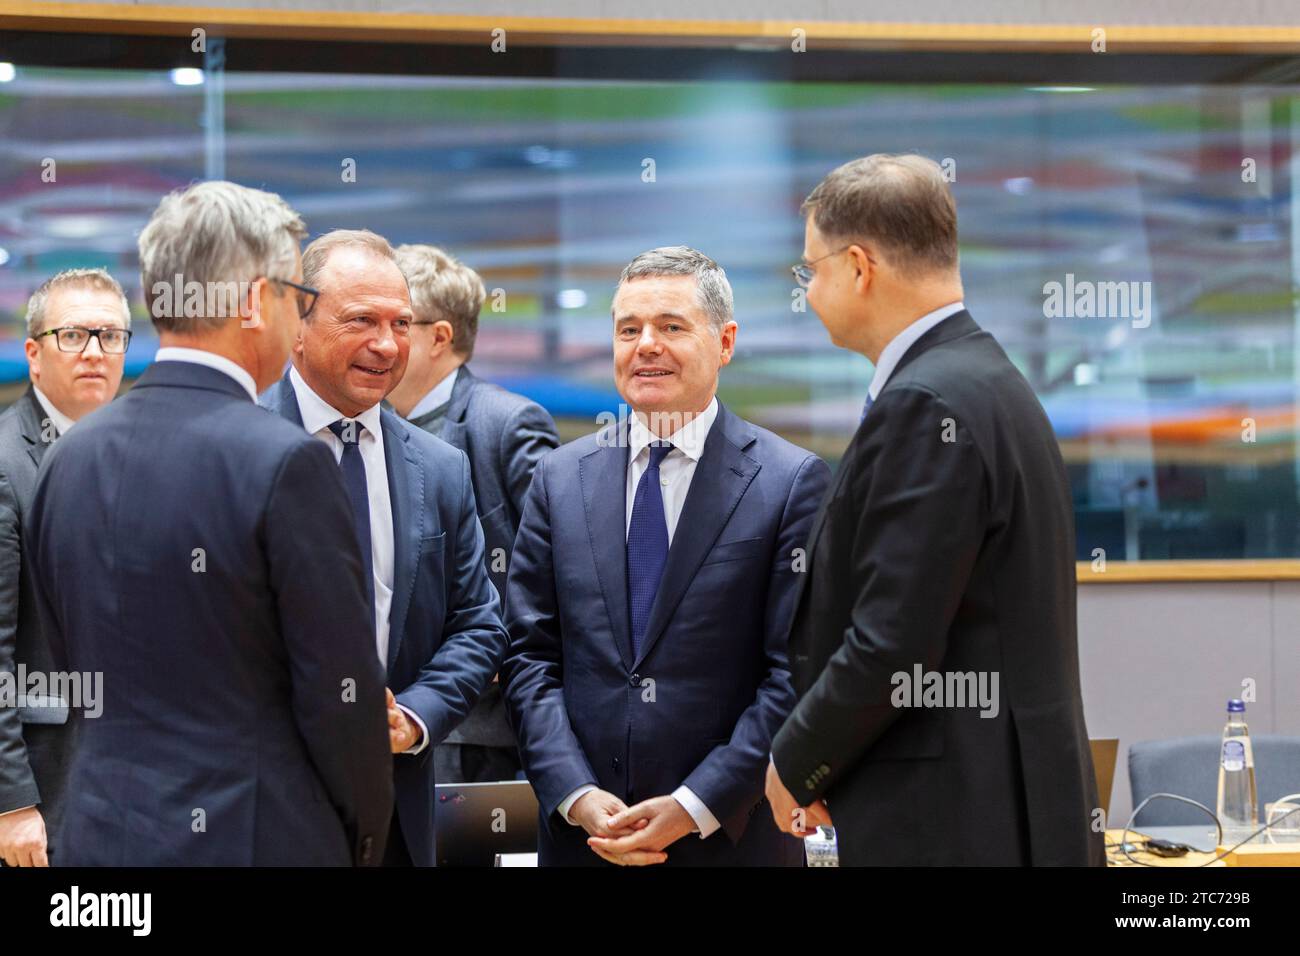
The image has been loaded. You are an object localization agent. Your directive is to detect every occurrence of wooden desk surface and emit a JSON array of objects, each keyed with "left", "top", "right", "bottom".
[{"left": 1105, "top": 829, "right": 1225, "bottom": 867}]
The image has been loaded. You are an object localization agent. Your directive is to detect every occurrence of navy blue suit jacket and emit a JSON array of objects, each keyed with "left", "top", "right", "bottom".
[
  {"left": 27, "top": 361, "right": 393, "bottom": 865},
  {"left": 501, "top": 402, "right": 830, "bottom": 865},
  {"left": 261, "top": 370, "right": 508, "bottom": 866}
]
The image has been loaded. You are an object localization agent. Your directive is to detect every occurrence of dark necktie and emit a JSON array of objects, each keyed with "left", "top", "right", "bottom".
[
  {"left": 328, "top": 419, "right": 375, "bottom": 631},
  {"left": 627, "top": 442, "right": 673, "bottom": 658},
  {"left": 860, "top": 394, "right": 874, "bottom": 422}
]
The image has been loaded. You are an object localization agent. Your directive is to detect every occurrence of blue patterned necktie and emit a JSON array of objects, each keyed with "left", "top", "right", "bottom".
[
  {"left": 329, "top": 418, "right": 375, "bottom": 630},
  {"left": 627, "top": 442, "right": 673, "bottom": 658},
  {"left": 860, "top": 394, "right": 874, "bottom": 422}
]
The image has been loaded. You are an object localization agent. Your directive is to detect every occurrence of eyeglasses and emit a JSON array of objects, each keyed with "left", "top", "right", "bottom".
[
  {"left": 270, "top": 278, "right": 319, "bottom": 319},
  {"left": 35, "top": 326, "right": 132, "bottom": 354},
  {"left": 791, "top": 246, "right": 855, "bottom": 288}
]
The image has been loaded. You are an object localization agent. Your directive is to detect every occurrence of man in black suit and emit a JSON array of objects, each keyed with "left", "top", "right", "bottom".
[
  {"left": 0, "top": 268, "right": 131, "bottom": 867},
  {"left": 26, "top": 181, "right": 393, "bottom": 865},
  {"left": 767, "top": 154, "right": 1104, "bottom": 865},
  {"left": 503, "top": 247, "right": 829, "bottom": 866},
  {"left": 390, "top": 244, "right": 559, "bottom": 785}
]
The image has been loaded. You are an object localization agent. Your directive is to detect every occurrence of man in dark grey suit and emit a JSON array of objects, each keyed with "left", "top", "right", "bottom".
[
  {"left": 0, "top": 268, "right": 131, "bottom": 867},
  {"left": 390, "top": 244, "right": 559, "bottom": 785},
  {"left": 767, "top": 154, "right": 1103, "bottom": 865},
  {"left": 27, "top": 182, "right": 393, "bottom": 865}
]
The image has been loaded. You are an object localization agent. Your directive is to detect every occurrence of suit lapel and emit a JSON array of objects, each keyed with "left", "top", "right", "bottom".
[
  {"left": 267, "top": 370, "right": 305, "bottom": 428},
  {"left": 381, "top": 410, "right": 421, "bottom": 675},
  {"left": 580, "top": 421, "right": 634, "bottom": 669},
  {"left": 439, "top": 418, "right": 468, "bottom": 453},
  {"left": 634, "top": 404, "right": 759, "bottom": 668},
  {"left": 18, "top": 389, "right": 51, "bottom": 470}
]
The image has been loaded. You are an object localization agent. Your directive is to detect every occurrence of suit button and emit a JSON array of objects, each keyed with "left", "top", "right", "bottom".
[{"left": 629, "top": 673, "right": 640, "bottom": 686}]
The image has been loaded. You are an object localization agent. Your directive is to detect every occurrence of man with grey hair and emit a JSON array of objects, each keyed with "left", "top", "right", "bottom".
[
  {"left": 389, "top": 243, "right": 559, "bottom": 787},
  {"left": 0, "top": 268, "right": 130, "bottom": 866},
  {"left": 26, "top": 182, "right": 394, "bottom": 865},
  {"left": 766, "top": 153, "right": 1104, "bottom": 865},
  {"left": 261, "top": 229, "right": 507, "bottom": 867},
  {"left": 502, "top": 245, "right": 829, "bottom": 866}
]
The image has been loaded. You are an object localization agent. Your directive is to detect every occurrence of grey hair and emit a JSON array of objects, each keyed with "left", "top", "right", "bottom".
[
  {"left": 801, "top": 153, "right": 959, "bottom": 277},
  {"left": 137, "top": 180, "right": 307, "bottom": 332},
  {"left": 615, "top": 246, "right": 733, "bottom": 334},
  {"left": 26, "top": 267, "right": 131, "bottom": 338},
  {"left": 302, "top": 229, "right": 398, "bottom": 304},
  {"left": 394, "top": 244, "right": 486, "bottom": 360}
]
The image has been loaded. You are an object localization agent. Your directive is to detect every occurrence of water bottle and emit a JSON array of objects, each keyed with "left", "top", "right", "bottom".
[{"left": 1216, "top": 699, "right": 1258, "bottom": 846}]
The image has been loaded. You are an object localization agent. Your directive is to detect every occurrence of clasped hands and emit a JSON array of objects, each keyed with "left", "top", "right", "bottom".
[{"left": 570, "top": 789, "right": 696, "bottom": 866}]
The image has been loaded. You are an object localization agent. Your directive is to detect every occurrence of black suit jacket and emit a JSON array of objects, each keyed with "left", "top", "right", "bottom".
[
  {"left": 27, "top": 361, "right": 393, "bottom": 865},
  {"left": 415, "top": 365, "right": 558, "bottom": 749},
  {"left": 772, "top": 311, "right": 1105, "bottom": 866},
  {"left": 0, "top": 389, "right": 71, "bottom": 856},
  {"left": 503, "top": 402, "right": 829, "bottom": 865}
]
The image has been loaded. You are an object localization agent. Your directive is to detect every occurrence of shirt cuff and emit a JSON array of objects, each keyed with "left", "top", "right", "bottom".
[
  {"left": 396, "top": 704, "right": 429, "bottom": 755},
  {"left": 558, "top": 785, "right": 598, "bottom": 825},
  {"left": 671, "top": 785, "right": 721, "bottom": 839}
]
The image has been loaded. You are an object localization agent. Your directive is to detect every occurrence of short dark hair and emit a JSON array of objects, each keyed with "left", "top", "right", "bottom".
[{"left": 801, "top": 154, "right": 958, "bottom": 277}]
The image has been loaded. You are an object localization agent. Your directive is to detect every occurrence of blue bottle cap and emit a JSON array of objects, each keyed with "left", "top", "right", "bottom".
[{"left": 1228, "top": 699, "right": 1246, "bottom": 713}]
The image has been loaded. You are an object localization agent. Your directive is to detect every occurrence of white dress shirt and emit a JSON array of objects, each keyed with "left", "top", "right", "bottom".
[
  {"left": 867, "top": 301, "right": 966, "bottom": 401},
  {"left": 30, "top": 385, "right": 75, "bottom": 437},
  {"left": 153, "top": 346, "right": 259, "bottom": 402},
  {"left": 406, "top": 366, "right": 459, "bottom": 421},
  {"left": 288, "top": 367, "right": 427, "bottom": 754},
  {"left": 558, "top": 397, "right": 723, "bottom": 839}
]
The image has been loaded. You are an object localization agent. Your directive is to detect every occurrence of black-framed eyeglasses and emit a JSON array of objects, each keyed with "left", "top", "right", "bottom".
[
  {"left": 791, "top": 246, "right": 855, "bottom": 288},
  {"left": 34, "top": 326, "right": 132, "bottom": 354},
  {"left": 270, "top": 278, "right": 319, "bottom": 319}
]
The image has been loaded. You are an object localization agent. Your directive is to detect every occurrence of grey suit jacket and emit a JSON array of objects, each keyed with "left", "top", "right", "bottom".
[
  {"left": 0, "top": 388, "right": 72, "bottom": 852},
  {"left": 414, "top": 366, "right": 559, "bottom": 748}
]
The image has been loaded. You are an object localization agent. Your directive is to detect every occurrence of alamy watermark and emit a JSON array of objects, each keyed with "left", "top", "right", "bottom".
[
  {"left": 0, "top": 665, "right": 103, "bottom": 719},
  {"left": 890, "top": 664, "right": 999, "bottom": 718},
  {"left": 1043, "top": 273, "right": 1152, "bottom": 329}
]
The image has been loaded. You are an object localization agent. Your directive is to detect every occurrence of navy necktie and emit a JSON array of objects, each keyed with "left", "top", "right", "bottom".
[
  {"left": 860, "top": 394, "right": 874, "bottom": 422},
  {"left": 329, "top": 419, "right": 375, "bottom": 631},
  {"left": 627, "top": 442, "right": 673, "bottom": 658}
]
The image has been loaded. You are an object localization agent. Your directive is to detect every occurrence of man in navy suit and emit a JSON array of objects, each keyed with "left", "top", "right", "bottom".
[
  {"left": 26, "top": 181, "right": 393, "bottom": 865},
  {"left": 502, "top": 246, "right": 830, "bottom": 866},
  {"left": 261, "top": 228, "right": 507, "bottom": 867}
]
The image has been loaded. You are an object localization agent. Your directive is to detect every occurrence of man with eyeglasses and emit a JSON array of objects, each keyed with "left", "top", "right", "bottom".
[
  {"left": 766, "top": 153, "right": 1104, "bottom": 866},
  {"left": 0, "top": 268, "right": 130, "bottom": 867},
  {"left": 25, "top": 182, "right": 393, "bottom": 865}
]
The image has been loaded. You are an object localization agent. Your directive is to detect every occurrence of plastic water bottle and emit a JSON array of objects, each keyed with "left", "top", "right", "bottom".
[{"left": 1216, "top": 699, "right": 1258, "bottom": 846}]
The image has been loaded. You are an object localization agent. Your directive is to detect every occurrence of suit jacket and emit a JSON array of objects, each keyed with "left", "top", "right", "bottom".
[
  {"left": 502, "top": 402, "right": 830, "bottom": 866},
  {"left": 0, "top": 388, "right": 72, "bottom": 857},
  {"left": 415, "top": 365, "right": 558, "bottom": 749},
  {"left": 771, "top": 310, "right": 1105, "bottom": 866},
  {"left": 262, "top": 370, "right": 508, "bottom": 866},
  {"left": 26, "top": 361, "right": 393, "bottom": 866}
]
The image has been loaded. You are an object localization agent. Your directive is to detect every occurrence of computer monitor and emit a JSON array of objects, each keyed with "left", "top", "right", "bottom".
[{"left": 434, "top": 779, "right": 540, "bottom": 867}]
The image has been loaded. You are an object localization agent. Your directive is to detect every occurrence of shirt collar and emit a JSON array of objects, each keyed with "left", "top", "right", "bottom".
[
  {"left": 627, "top": 396, "right": 718, "bottom": 464},
  {"left": 289, "top": 365, "right": 384, "bottom": 439},
  {"left": 30, "top": 385, "right": 76, "bottom": 436},
  {"left": 153, "top": 346, "right": 259, "bottom": 402},
  {"left": 868, "top": 301, "right": 965, "bottom": 401},
  {"left": 406, "top": 365, "right": 460, "bottom": 421}
]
